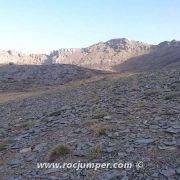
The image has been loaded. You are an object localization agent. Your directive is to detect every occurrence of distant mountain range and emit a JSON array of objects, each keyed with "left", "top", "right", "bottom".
[{"left": 0, "top": 38, "right": 180, "bottom": 72}]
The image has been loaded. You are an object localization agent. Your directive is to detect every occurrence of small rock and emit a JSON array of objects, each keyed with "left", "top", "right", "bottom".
[
  {"left": 135, "top": 138, "right": 154, "bottom": 145},
  {"left": 76, "top": 142, "right": 91, "bottom": 150},
  {"left": 126, "top": 146, "right": 134, "bottom": 153},
  {"left": 97, "top": 170, "right": 122, "bottom": 180},
  {"left": 163, "top": 140, "right": 176, "bottom": 146},
  {"left": 103, "top": 116, "right": 111, "bottom": 120},
  {"left": 0, "top": 129, "right": 6, "bottom": 138},
  {"left": 20, "top": 147, "right": 32, "bottom": 153},
  {"left": 47, "top": 117, "right": 54, "bottom": 122},
  {"left": 118, "top": 152, "right": 127, "bottom": 157},
  {"left": 154, "top": 116, "right": 162, "bottom": 121},
  {"left": 165, "top": 127, "right": 180, "bottom": 134},
  {"left": 160, "top": 168, "right": 176, "bottom": 177},
  {"left": 61, "top": 105, "right": 71, "bottom": 111},
  {"left": 158, "top": 144, "right": 176, "bottom": 150},
  {"left": 151, "top": 172, "right": 159, "bottom": 177},
  {"left": 172, "top": 124, "right": 180, "bottom": 129},
  {"left": 73, "top": 150, "right": 86, "bottom": 157},
  {"left": 104, "top": 147, "right": 116, "bottom": 153},
  {"left": 108, "top": 142, "right": 116, "bottom": 147},
  {"left": 32, "top": 175, "right": 59, "bottom": 180},
  {"left": 8, "top": 158, "right": 22, "bottom": 166},
  {"left": 121, "top": 129, "right": 130, "bottom": 133},
  {"left": 76, "top": 169, "right": 87, "bottom": 176},
  {"left": 176, "top": 138, "right": 180, "bottom": 148},
  {"left": 7, "top": 176, "right": 23, "bottom": 180},
  {"left": 175, "top": 167, "right": 180, "bottom": 175},
  {"left": 15, "top": 133, "right": 30, "bottom": 141},
  {"left": 170, "top": 81, "right": 180, "bottom": 91},
  {"left": 10, "top": 143, "right": 22, "bottom": 149},
  {"left": 121, "top": 171, "right": 128, "bottom": 179},
  {"left": 121, "top": 176, "right": 128, "bottom": 180},
  {"left": 26, "top": 155, "right": 35, "bottom": 162},
  {"left": 34, "top": 143, "right": 47, "bottom": 152},
  {"left": 46, "top": 176, "right": 60, "bottom": 180},
  {"left": 108, "top": 132, "right": 120, "bottom": 138},
  {"left": 149, "top": 125, "right": 159, "bottom": 129},
  {"left": 73, "top": 128, "right": 87, "bottom": 134}
]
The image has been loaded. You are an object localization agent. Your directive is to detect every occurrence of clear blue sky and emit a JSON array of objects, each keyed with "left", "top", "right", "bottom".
[{"left": 0, "top": 0, "right": 179, "bottom": 53}]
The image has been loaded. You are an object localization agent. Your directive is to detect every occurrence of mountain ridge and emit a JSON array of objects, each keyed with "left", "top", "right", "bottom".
[{"left": 0, "top": 38, "right": 180, "bottom": 72}]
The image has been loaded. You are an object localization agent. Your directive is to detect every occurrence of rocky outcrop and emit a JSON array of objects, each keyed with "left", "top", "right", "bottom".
[
  {"left": 0, "top": 50, "right": 47, "bottom": 65},
  {"left": 0, "top": 64, "right": 104, "bottom": 91}
]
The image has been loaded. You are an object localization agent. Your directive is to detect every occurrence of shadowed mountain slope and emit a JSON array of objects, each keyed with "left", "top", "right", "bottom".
[
  {"left": 0, "top": 64, "right": 104, "bottom": 91},
  {"left": 113, "top": 40, "right": 180, "bottom": 72}
]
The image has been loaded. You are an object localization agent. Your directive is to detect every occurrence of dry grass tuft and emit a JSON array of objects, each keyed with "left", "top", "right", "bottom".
[
  {"left": 47, "top": 144, "right": 70, "bottom": 162},
  {"left": 163, "top": 91, "right": 180, "bottom": 100},
  {"left": 0, "top": 139, "right": 9, "bottom": 151},
  {"left": 88, "top": 145, "right": 102, "bottom": 159},
  {"left": 89, "top": 123, "right": 107, "bottom": 136},
  {"left": 144, "top": 89, "right": 160, "bottom": 97}
]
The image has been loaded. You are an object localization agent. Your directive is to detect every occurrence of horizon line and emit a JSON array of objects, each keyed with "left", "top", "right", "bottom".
[{"left": 0, "top": 38, "right": 178, "bottom": 55}]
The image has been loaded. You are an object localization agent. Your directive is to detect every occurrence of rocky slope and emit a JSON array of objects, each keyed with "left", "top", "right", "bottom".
[
  {"left": 1, "top": 39, "right": 180, "bottom": 72},
  {"left": 0, "top": 68, "right": 180, "bottom": 179},
  {"left": 0, "top": 64, "right": 104, "bottom": 91},
  {"left": 0, "top": 50, "right": 47, "bottom": 65},
  {"left": 0, "top": 39, "right": 180, "bottom": 179},
  {"left": 114, "top": 40, "right": 180, "bottom": 72},
  {"left": 49, "top": 39, "right": 153, "bottom": 70}
]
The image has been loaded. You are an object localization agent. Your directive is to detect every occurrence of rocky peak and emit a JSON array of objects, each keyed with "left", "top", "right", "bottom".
[
  {"left": 157, "top": 40, "right": 180, "bottom": 48},
  {"left": 106, "top": 38, "right": 129, "bottom": 45},
  {"left": 105, "top": 38, "right": 152, "bottom": 52},
  {"left": 49, "top": 48, "right": 80, "bottom": 58}
]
